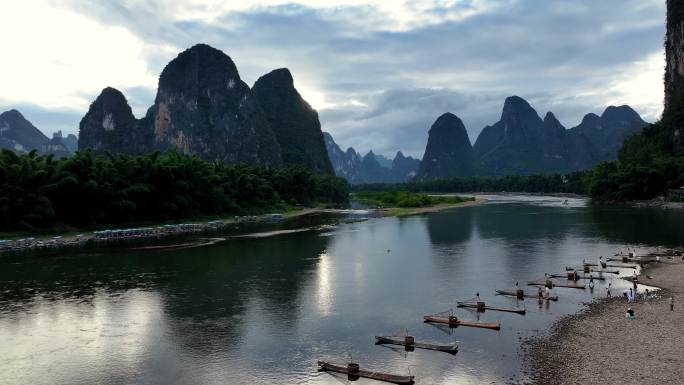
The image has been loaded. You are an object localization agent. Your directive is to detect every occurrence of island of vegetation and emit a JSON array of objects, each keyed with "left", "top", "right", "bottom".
[{"left": 352, "top": 190, "right": 477, "bottom": 216}]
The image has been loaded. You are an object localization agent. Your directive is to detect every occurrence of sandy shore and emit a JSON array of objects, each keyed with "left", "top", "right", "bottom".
[
  {"left": 378, "top": 198, "right": 485, "bottom": 217},
  {"left": 527, "top": 258, "right": 684, "bottom": 385}
]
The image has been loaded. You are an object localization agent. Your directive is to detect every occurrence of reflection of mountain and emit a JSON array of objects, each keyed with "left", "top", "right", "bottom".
[
  {"left": 425, "top": 207, "right": 475, "bottom": 246},
  {"left": 472, "top": 204, "right": 580, "bottom": 241},
  {"left": 159, "top": 232, "right": 329, "bottom": 353},
  {"left": 590, "top": 207, "right": 684, "bottom": 247},
  {"left": 0, "top": 231, "right": 329, "bottom": 356}
]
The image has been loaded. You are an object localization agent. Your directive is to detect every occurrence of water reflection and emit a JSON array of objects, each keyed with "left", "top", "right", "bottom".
[{"left": 0, "top": 198, "right": 682, "bottom": 385}]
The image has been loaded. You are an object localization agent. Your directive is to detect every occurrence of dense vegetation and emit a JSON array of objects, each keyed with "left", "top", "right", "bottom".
[
  {"left": 584, "top": 97, "right": 684, "bottom": 201},
  {"left": 354, "top": 172, "right": 588, "bottom": 195},
  {"left": 0, "top": 150, "right": 349, "bottom": 230},
  {"left": 352, "top": 191, "right": 474, "bottom": 208}
]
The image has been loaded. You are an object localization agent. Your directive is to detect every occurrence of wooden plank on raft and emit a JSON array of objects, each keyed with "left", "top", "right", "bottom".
[
  {"left": 375, "top": 336, "right": 458, "bottom": 354},
  {"left": 456, "top": 301, "right": 526, "bottom": 315},
  {"left": 422, "top": 315, "right": 501, "bottom": 330},
  {"left": 318, "top": 361, "right": 415, "bottom": 384}
]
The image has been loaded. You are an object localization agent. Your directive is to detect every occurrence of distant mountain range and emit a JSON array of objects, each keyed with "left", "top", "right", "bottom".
[
  {"left": 323, "top": 132, "right": 420, "bottom": 184},
  {"left": 1, "top": 45, "right": 648, "bottom": 183},
  {"left": 324, "top": 96, "right": 647, "bottom": 183},
  {"left": 419, "top": 96, "right": 646, "bottom": 179},
  {"left": 0, "top": 109, "right": 76, "bottom": 158}
]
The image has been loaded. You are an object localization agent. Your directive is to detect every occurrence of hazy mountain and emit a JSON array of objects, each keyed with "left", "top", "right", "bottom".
[
  {"left": 44, "top": 132, "right": 72, "bottom": 158},
  {"left": 568, "top": 105, "right": 647, "bottom": 162},
  {"left": 323, "top": 132, "right": 420, "bottom": 184},
  {"left": 391, "top": 151, "right": 421, "bottom": 182},
  {"left": 473, "top": 96, "right": 549, "bottom": 176},
  {"left": 0, "top": 109, "right": 49, "bottom": 153},
  {"left": 416, "top": 96, "right": 647, "bottom": 179},
  {"left": 417, "top": 112, "right": 474, "bottom": 180},
  {"left": 78, "top": 87, "right": 150, "bottom": 154},
  {"left": 253, "top": 68, "right": 333, "bottom": 174},
  {"left": 374, "top": 153, "right": 393, "bottom": 169},
  {"left": 60, "top": 132, "right": 79, "bottom": 153}
]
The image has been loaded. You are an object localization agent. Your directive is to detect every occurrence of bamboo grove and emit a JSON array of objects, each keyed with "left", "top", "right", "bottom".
[{"left": 0, "top": 150, "right": 349, "bottom": 230}]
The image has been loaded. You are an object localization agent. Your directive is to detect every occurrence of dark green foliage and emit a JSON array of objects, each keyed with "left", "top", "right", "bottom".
[
  {"left": 353, "top": 191, "right": 473, "bottom": 208},
  {"left": 0, "top": 150, "right": 349, "bottom": 230},
  {"left": 353, "top": 172, "right": 588, "bottom": 195},
  {"left": 584, "top": 96, "right": 684, "bottom": 201}
]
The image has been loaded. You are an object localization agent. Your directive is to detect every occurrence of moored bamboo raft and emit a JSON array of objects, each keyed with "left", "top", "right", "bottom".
[
  {"left": 548, "top": 273, "right": 606, "bottom": 281},
  {"left": 423, "top": 315, "right": 501, "bottom": 330},
  {"left": 375, "top": 335, "right": 458, "bottom": 354},
  {"left": 318, "top": 361, "right": 415, "bottom": 384},
  {"left": 456, "top": 301, "right": 526, "bottom": 314},
  {"left": 564, "top": 267, "right": 620, "bottom": 274},
  {"left": 604, "top": 263, "right": 637, "bottom": 269},
  {"left": 495, "top": 289, "right": 558, "bottom": 301},
  {"left": 528, "top": 280, "right": 586, "bottom": 289}
]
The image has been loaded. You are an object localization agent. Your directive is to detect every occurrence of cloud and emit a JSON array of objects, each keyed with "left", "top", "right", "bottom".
[{"left": 1, "top": 0, "right": 667, "bottom": 156}]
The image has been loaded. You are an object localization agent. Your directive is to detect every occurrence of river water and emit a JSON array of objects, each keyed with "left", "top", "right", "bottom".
[{"left": 0, "top": 195, "right": 682, "bottom": 385}]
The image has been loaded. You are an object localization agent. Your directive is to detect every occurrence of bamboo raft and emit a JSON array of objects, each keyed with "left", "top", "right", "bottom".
[
  {"left": 548, "top": 273, "right": 606, "bottom": 281},
  {"left": 608, "top": 256, "right": 657, "bottom": 263},
  {"left": 423, "top": 315, "right": 501, "bottom": 330},
  {"left": 564, "top": 267, "right": 620, "bottom": 274},
  {"left": 318, "top": 361, "right": 415, "bottom": 384},
  {"left": 375, "top": 335, "right": 458, "bottom": 354},
  {"left": 528, "top": 280, "right": 586, "bottom": 289},
  {"left": 495, "top": 289, "right": 558, "bottom": 301},
  {"left": 456, "top": 301, "right": 526, "bottom": 314},
  {"left": 603, "top": 263, "right": 637, "bottom": 269}
]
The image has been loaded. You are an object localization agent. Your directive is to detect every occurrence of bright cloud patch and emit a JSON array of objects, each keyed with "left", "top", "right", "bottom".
[
  {"left": 0, "top": 1, "right": 157, "bottom": 112},
  {"left": 0, "top": 0, "right": 668, "bottom": 153}
]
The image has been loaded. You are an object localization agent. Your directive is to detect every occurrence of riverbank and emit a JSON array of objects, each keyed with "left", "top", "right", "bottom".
[
  {"left": 378, "top": 197, "right": 484, "bottom": 217},
  {"left": 0, "top": 197, "right": 483, "bottom": 254},
  {"left": 0, "top": 208, "right": 341, "bottom": 254},
  {"left": 526, "top": 258, "right": 684, "bottom": 385}
]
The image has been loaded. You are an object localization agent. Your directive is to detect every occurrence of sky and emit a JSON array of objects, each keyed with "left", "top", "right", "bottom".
[{"left": 0, "top": 0, "right": 667, "bottom": 158}]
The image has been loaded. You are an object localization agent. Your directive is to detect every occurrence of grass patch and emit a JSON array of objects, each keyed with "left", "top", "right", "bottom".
[{"left": 352, "top": 191, "right": 474, "bottom": 208}]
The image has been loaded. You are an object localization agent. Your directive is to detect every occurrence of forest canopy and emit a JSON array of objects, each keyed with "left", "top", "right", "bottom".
[{"left": 0, "top": 150, "right": 349, "bottom": 230}]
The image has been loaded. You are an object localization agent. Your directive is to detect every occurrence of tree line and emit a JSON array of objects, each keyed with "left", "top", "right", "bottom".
[
  {"left": 0, "top": 150, "right": 349, "bottom": 230},
  {"left": 353, "top": 172, "right": 588, "bottom": 195},
  {"left": 352, "top": 191, "right": 473, "bottom": 208}
]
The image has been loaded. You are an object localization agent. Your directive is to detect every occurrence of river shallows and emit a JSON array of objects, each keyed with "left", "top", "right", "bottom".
[{"left": 1, "top": 195, "right": 682, "bottom": 384}]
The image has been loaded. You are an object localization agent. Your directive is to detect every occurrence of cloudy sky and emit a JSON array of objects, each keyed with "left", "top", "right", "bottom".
[{"left": 0, "top": 0, "right": 666, "bottom": 158}]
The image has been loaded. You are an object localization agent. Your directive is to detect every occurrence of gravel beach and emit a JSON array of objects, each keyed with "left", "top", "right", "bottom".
[{"left": 527, "top": 258, "right": 684, "bottom": 385}]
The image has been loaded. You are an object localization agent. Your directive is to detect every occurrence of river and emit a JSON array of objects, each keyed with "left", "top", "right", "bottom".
[{"left": 1, "top": 195, "right": 682, "bottom": 385}]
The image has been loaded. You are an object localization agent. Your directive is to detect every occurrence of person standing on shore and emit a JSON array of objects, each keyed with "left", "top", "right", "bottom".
[
  {"left": 671, "top": 296, "right": 675, "bottom": 311},
  {"left": 626, "top": 307, "right": 636, "bottom": 320},
  {"left": 607, "top": 283, "right": 612, "bottom": 298}
]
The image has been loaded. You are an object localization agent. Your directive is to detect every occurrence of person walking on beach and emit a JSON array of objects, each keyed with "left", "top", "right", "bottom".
[
  {"left": 607, "top": 283, "right": 612, "bottom": 298},
  {"left": 671, "top": 296, "right": 675, "bottom": 311}
]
